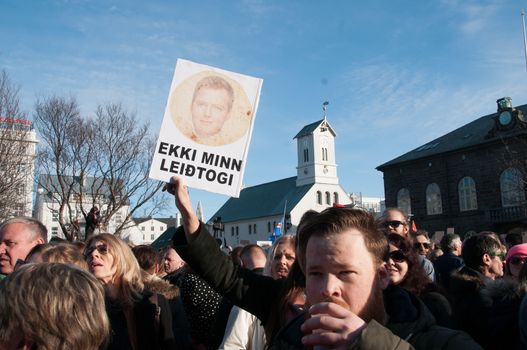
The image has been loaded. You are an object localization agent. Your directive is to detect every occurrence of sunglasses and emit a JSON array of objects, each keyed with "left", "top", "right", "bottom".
[
  {"left": 383, "top": 220, "right": 406, "bottom": 228},
  {"left": 509, "top": 256, "right": 527, "bottom": 266},
  {"left": 490, "top": 251, "right": 506, "bottom": 261},
  {"left": 84, "top": 244, "right": 109, "bottom": 258},
  {"left": 389, "top": 250, "right": 407, "bottom": 263},
  {"left": 414, "top": 242, "right": 431, "bottom": 250}
]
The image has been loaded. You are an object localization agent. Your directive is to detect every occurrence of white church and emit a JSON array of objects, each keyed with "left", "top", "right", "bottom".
[{"left": 210, "top": 116, "right": 352, "bottom": 246}]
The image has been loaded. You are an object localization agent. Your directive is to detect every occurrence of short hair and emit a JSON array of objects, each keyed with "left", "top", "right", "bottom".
[
  {"left": 132, "top": 245, "right": 158, "bottom": 272},
  {"left": 230, "top": 246, "right": 244, "bottom": 266},
  {"left": 85, "top": 234, "right": 143, "bottom": 304},
  {"left": 25, "top": 243, "right": 52, "bottom": 262},
  {"left": 506, "top": 233, "right": 523, "bottom": 247},
  {"left": 462, "top": 234, "right": 502, "bottom": 271},
  {"left": 440, "top": 233, "right": 461, "bottom": 252},
  {"left": 240, "top": 244, "right": 266, "bottom": 262},
  {"left": 192, "top": 75, "right": 235, "bottom": 111},
  {"left": 42, "top": 243, "right": 88, "bottom": 270},
  {"left": 413, "top": 230, "right": 430, "bottom": 240},
  {"left": 0, "top": 263, "right": 109, "bottom": 350},
  {"left": 382, "top": 208, "right": 408, "bottom": 224},
  {"left": 0, "top": 217, "right": 48, "bottom": 242},
  {"left": 298, "top": 207, "right": 388, "bottom": 271}
]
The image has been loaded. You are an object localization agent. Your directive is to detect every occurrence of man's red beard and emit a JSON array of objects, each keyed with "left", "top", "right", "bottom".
[{"left": 306, "top": 275, "right": 387, "bottom": 325}]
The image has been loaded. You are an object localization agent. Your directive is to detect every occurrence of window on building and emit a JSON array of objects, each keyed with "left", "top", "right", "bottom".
[
  {"left": 397, "top": 188, "right": 411, "bottom": 215},
  {"left": 458, "top": 176, "right": 477, "bottom": 211},
  {"left": 333, "top": 192, "right": 339, "bottom": 204},
  {"left": 267, "top": 222, "right": 271, "bottom": 233},
  {"left": 325, "top": 191, "right": 331, "bottom": 205},
  {"left": 231, "top": 227, "right": 234, "bottom": 236},
  {"left": 303, "top": 149, "right": 309, "bottom": 163},
  {"left": 236, "top": 226, "right": 239, "bottom": 236},
  {"left": 151, "top": 234, "right": 154, "bottom": 240},
  {"left": 253, "top": 224, "right": 257, "bottom": 234},
  {"left": 249, "top": 224, "right": 252, "bottom": 234},
  {"left": 151, "top": 226, "right": 154, "bottom": 231},
  {"left": 51, "top": 227, "right": 58, "bottom": 236},
  {"left": 15, "top": 184, "right": 24, "bottom": 196},
  {"left": 141, "top": 227, "right": 145, "bottom": 231},
  {"left": 13, "top": 204, "right": 24, "bottom": 217},
  {"left": 52, "top": 209, "right": 59, "bottom": 222},
  {"left": 143, "top": 234, "right": 145, "bottom": 241},
  {"left": 316, "top": 191, "right": 322, "bottom": 205},
  {"left": 426, "top": 183, "right": 443, "bottom": 215},
  {"left": 322, "top": 147, "right": 328, "bottom": 161},
  {"left": 501, "top": 168, "right": 526, "bottom": 207},
  {"left": 160, "top": 226, "right": 164, "bottom": 231}
]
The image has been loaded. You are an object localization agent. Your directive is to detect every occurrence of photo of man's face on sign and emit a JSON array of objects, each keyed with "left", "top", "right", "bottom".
[{"left": 170, "top": 72, "right": 253, "bottom": 146}]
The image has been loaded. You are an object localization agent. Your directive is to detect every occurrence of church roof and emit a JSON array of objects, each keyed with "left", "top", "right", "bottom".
[
  {"left": 377, "top": 104, "right": 527, "bottom": 170},
  {"left": 293, "top": 118, "right": 336, "bottom": 139},
  {"left": 151, "top": 227, "right": 176, "bottom": 249},
  {"left": 211, "top": 176, "right": 313, "bottom": 222}
]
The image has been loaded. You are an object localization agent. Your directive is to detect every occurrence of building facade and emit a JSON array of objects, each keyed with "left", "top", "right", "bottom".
[
  {"left": 35, "top": 175, "right": 131, "bottom": 241},
  {"left": 377, "top": 97, "right": 527, "bottom": 237},
  {"left": 0, "top": 118, "right": 38, "bottom": 219},
  {"left": 210, "top": 117, "right": 352, "bottom": 246}
]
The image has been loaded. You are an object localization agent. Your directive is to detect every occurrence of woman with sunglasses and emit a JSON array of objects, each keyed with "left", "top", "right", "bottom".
[
  {"left": 84, "top": 234, "right": 176, "bottom": 350},
  {"left": 387, "top": 233, "right": 453, "bottom": 327},
  {"left": 505, "top": 243, "right": 527, "bottom": 280}
]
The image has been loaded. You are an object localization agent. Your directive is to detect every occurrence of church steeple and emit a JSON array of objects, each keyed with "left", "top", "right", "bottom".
[{"left": 294, "top": 102, "right": 339, "bottom": 187}]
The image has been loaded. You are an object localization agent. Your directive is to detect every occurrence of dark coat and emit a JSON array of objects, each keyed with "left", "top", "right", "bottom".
[
  {"left": 144, "top": 273, "right": 192, "bottom": 350},
  {"left": 105, "top": 291, "right": 176, "bottom": 350},
  {"left": 433, "top": 253, "right": 464, "bottom": 290},
  {"left": 480, "top": 278, "right": 526, "bottom": 350},
  {"left": 447, "top": 266, "right": 493, "bottom": 349}
]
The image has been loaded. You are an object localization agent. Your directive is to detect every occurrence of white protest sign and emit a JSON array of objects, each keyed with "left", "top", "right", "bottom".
[{"left": 149, "top": 59, "right": 263, "bottom": 197}]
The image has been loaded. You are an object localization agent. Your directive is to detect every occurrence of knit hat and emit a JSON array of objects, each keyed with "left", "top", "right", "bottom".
[{"left": 505, "top": 243, "right": 527, "bottom": 264}]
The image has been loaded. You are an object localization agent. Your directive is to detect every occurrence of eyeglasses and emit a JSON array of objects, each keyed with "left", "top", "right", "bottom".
[
  {"left": 414, "top": 242, "right": 431, "bottom": 250},
  {"left": 389, "top": 250, "right": 407, "bottom": 263},
  {"left": 383, "top": 220, "right": 406, "bottom": 228},
  {"left": 490, "top": 251, "right": 506, "bottom": 261},
  {"left": 84, "top": 244, "right": 109, "bottom": 258},
  {"left": 509, "top": 256, "right": 527, "bottom": 266}
]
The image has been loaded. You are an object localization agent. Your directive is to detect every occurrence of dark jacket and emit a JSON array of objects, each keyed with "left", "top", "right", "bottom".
[
  {"left": 480, "top": 278, "right": 526, "bottom": 350},
  {"left": 384, "top": 285, "right": 482, "bottom": 350},
  {"left": 447, "top": 266, "right": 492, "bottom": 349},
  {"left": 105, "top": 291, "right": 176, "bottom": 350},
  {"left": 433, "top": 253, "right": 464, "bottom": 290},
  {"left": 144, "top": 273, "right": 192, "bottom": 350}
]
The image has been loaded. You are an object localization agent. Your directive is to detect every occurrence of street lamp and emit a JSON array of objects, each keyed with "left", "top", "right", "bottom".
[{"left": 212, "top": 216, "right": 224, "bottom": 239}]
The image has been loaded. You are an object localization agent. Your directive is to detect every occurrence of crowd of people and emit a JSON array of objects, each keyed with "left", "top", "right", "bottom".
[{"left": 1, "top": 176, "right": 527, "bottom": 349}]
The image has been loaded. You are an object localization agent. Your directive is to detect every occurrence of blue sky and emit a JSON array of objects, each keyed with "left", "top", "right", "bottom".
[{"left": 2, "top": 0, "right": 527, "bottom": 220}]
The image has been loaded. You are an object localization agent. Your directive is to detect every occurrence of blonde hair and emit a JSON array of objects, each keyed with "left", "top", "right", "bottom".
[
  {"left": 264, "top": 235, "right": 296, "bottom": 276},
  {"left": 42, "top": 243, "right": 89, "bottom": 270},
  {"left": 0, "top": 263, "right": 109, "bottom": 350},
  {"left": 85, "top": 233, "right": 144, "bottom": 303}
]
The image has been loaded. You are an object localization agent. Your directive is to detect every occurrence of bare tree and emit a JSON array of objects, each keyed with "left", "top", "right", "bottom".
[
  {"left": 0, "top": 70, "right": 36, "bottom": 222},
  {"left": 35, "top": 97, "right": 165, "bottom": 240}
]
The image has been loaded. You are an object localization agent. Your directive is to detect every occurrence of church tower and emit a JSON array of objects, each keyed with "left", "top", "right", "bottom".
[{"left": 294, "top": 103, "right": 338, "bottom": 187}]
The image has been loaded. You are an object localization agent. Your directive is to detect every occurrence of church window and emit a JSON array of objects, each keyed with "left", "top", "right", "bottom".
[
  {"left": 249, "top": 224, "right": 252, "bottom": 234},
  {"left": 322, "top": 148, "right": 328, "bottom": 161},
  {"left": 231, "top": 227, "right": 234, "bottom": 236},
  {"left": 458, "top": 176, "right": 477, "bottom": 211},
  {"left": 333, "top": 192, "right": 339, "bottom": 204},
  {"left": 253, "top": 224, "right": 257, "bottom": 234},
  {"left": 397, "top": 188, "right": 411, "bottom": 215},
  {"left": 303, "top": 149, "right": 309, "bottom": 163},
  {"left": 426, "top": 183, "right": 443, "bottom": 215},
  {"left": 325, "top": 191, "right": 331, "bottom": 205},
  {"left": 316, "top": 191, "right": 322, "bottom": 205},
  {"left": 267, "top": 221, "right": 271, "bottom": 233},
  {"left": 501, "top": 168, "right": 526, "bottom": 207}
]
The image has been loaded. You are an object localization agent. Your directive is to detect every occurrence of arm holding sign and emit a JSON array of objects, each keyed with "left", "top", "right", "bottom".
[{"left": 167, "top": 177, "right": 283, "bottom": 327}]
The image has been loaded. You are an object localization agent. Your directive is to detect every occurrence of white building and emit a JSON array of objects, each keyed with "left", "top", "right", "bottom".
[
  {"left": 210, "top": 117, "right": 352, "bottom": 246},
  {"left": 35, "top": 175, "right": 131, "bottom": 242},
  {"left": 131, "top": 217, "right": 178, "bottom": 244},
  {"left": 0, "top": 118, "right": 38, "bottom": 218},
  {"left": 349, "top": 193, "right": 385, "bottom": 215}
]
